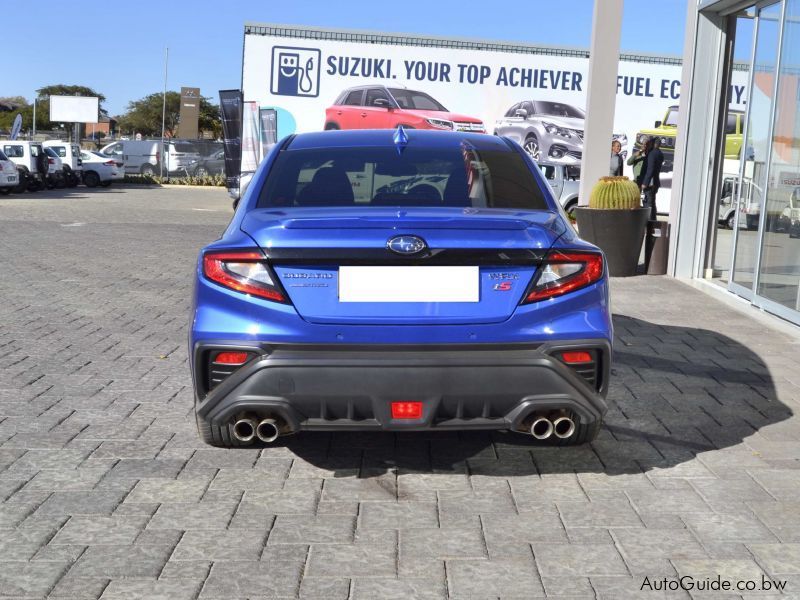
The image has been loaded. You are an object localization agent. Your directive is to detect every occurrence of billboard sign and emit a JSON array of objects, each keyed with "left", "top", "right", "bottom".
[
  {"left": 49, "top": 95, "right": 99, "bottom": 123},
  {"left": 242, "top": 25, "right": 750, "bottom": 212}
]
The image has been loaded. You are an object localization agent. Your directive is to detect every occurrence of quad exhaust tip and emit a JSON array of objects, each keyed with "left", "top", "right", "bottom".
[
  {"left": 530, "top": 417, "right": 554, "bottom": 440},
  {"left": 552, "top": 416, "right": 576, "bottom": 439},
  {"left": 256, "top": 418, "right": 280, "bottom": 443},
  {"left": 527, "top": 413, "right": 576, "bottom": 440},
  {"left": 232, "top": 417, "right": 257, "bottom": 443}
]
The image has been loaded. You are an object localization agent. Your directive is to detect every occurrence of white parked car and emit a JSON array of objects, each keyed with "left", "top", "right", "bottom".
[
  {"left": 0, "top": 148, "right": 18, "bottom": 194},
  {"left": 43, "top": 147, "right": 66, "bottom": 188},
  {"left": 1, "top": 140, "right": 48, "bottom": 191},
  {"left": 43, "top": 140, "right": 82, "bottom": 187},
  {"left": 100, "top": 139, "right": 199, "bottom": 175},
  {"left": 79, "top": 151, "right": 119, "bottom": 187},
  {"left": 539, "top": 161, "right": 581, "bottom": 217}
]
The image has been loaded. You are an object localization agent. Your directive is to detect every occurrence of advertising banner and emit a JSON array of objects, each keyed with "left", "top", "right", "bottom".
[
  {"left": 219, "top": 89, "right": 243, "bottom": 191},
  {"left": 243, "top": 26, "right": 750, "bottom": 212},
  {"left": 241, "top": 101, "right": 261, "bottom": 175}
]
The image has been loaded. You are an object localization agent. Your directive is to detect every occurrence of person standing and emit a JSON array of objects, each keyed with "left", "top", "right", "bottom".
[
  {"left": 641, "top": 136, "right": 664, "bottom": 220},
  {"left": 610, "top": 140, "right": 624, "bottom": 176},
  {"left": 627, "top": 138, "right": 652, "bottom": 187}
]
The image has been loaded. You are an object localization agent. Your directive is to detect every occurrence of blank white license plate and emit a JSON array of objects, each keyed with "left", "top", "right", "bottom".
[{"left": 339, "top": 266, "right": 479, "bottom": 303}]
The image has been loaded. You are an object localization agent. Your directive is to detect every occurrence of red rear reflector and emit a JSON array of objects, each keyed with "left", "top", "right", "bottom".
[
  {"left": 214, "top": 351, "right": 249, "bottom": 365},
  {"left": 391, "top": 401, "right": 423, "bottom": 419},
  {"left": 561, "top": 351, "right": 593, "bottom": 364}
]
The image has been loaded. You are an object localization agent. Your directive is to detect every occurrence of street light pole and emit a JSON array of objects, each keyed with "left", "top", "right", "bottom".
[{"left": 160, "top": 47, "right": 169, "bottom": 180}]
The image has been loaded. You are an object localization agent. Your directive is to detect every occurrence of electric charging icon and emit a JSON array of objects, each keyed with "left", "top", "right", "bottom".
[{"left": 271, "top": 47, "right": 321, "bottom": 98}]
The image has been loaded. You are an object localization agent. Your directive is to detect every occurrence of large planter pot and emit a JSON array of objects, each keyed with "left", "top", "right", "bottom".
[{"left": 574, "top": 207, "right": 649, "bottom": 277}]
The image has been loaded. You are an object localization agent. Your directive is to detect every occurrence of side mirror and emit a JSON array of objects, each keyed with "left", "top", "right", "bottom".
[
  {"left": 514, "top": 109, "right": 528, "bottom": 118},
  {"left": 373, "top": 98, "right": 391, "bottom": 109},
  {"left": 654, "top": 120, "right": 662, "bottom": 128}
]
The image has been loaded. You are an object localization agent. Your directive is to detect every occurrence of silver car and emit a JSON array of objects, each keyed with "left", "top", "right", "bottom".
[{"left": 494, "top": 100, "right": 627, "bottom": 164}]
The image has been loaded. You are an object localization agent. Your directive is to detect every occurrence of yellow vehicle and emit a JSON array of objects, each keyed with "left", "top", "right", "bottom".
[{"left": 635, "top": 106, "right": 744, "bottom": 172}]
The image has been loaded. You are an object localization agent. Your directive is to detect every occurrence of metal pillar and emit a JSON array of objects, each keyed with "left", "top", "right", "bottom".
[{"left": 578, "top": 0, "right": 624, "bottom": 206}]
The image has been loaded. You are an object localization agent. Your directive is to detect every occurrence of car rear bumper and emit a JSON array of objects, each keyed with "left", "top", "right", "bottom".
[{"left": 193, "top": 340, "right": 610, "bottom": 433}]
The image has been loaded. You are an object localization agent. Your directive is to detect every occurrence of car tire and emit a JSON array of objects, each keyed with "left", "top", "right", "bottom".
[
  {"left": 0, "top": 187, "right": 10, "bottom": 195},
  {"left": 726, "top": 213, "right": 736, "bottom": 230},
  {"left": 141, "top": 163, "right": 156, "bottom": 176},
  {"left": 84, "top": 171, "right": 100, "bottom": 188},
  {"left": 13, "top": 170, "right": 27, "bottom": 193},
  {"left": 523, "top": 135, "right": 541, "bottom": 161},
  {"left": 324, "top": 123, "right": 340, "bottom": 130},
  {"left": 565, "top": 200, "right": 578, "bottom": 220},
  {"left": 100, "top": 180, "right": 112, "bottom": 187},
  {"left": 195, "top": 166, "right": 208, "bottom": 177}
]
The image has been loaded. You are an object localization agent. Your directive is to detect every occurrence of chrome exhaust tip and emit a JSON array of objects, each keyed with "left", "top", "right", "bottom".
[
  {"left": 256, "top": 418, "right": 280, "bottom": 443},
  {"left": 553, "top": 416, "right": 576, "bottom": 439},
  {"left": 530, "top": 417, "right": 554, "bottom": 440},
  {"left": 232, "top": 417, "right": 257, "bottom": 443}
]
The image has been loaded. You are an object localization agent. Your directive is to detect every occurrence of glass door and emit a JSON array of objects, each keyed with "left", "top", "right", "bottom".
[
  {"left": 730, "top": 1, "right": 782, "bottom": 298},
  {"left": 755, "top": 0, "right": 800, "bottom": 320}
]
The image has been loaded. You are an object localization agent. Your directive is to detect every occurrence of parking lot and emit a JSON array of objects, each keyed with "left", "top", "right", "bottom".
[{"left": 1, "top": 185, "right": 800, "bottom": 599}]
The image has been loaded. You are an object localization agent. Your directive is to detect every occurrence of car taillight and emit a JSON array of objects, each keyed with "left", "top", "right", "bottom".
[
  {"left": 214, "top": 351, "right": 250, "bottom": 365},
  {"left": 48, "top": 158, "right": 55, "bottom": 164},
  {"left": 522, "top": 251, "right": 604, "bottom": 303},
  {"left": 561, "top": 351, "right": 593, "bottom": 364},
  {"left": 104, "top": 160, "right": 115, "bottom": 166},
  {"left": 202, "top": 250, "right": 288, "bottom": 303}
]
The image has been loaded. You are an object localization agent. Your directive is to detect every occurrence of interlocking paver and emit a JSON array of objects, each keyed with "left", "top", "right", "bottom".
[{"left": 2, "top": 188, "right": 800, "bottom": 597}]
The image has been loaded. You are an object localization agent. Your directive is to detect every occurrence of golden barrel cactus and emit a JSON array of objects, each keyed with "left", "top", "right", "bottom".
[{"left": 588, "top": 176, "right": 641, "bottom": 210}]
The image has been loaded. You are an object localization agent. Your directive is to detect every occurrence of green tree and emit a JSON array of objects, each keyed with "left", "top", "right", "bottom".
[{"left": 117, "top": 92, "right": 221, "bottom": 139}]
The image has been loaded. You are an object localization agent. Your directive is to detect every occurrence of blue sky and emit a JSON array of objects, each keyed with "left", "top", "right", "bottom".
[{"left": 4, "top": 0, "right": 690, "bottom": 116}]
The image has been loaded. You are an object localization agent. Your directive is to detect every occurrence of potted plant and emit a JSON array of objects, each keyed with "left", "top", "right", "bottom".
[{"left": 574, "top": 176, "right": 649, "bottom": 277}]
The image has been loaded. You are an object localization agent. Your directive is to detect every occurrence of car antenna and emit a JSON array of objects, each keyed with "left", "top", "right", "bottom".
[{"left": 393, "top": 125, "right": 408, "bottom": 155}]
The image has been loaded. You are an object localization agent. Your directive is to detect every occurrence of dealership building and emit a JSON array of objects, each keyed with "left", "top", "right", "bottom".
[
  {"left": 672, "top": 0, "right": 800, "bottom": 326},
  {"left": 243, "top": 9, "right": 800, "bottom": 328}
]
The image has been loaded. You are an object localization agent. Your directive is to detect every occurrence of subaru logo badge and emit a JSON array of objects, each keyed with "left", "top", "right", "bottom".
[{"left": 387, "top": 235, "right": 426, "bottom": 255}]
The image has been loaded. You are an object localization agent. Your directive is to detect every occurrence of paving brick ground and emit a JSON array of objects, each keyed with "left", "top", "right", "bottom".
[{"left": 1, "top": 185, "right": 800, "bottom": 599}]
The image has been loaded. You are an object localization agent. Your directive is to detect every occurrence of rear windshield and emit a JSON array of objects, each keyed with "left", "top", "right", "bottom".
[
  {"left": 0, "top": 149, "right": 7, "bottom": 161},
  {"left": 257, "top": 146, "right": 549, "bottom": 210}
]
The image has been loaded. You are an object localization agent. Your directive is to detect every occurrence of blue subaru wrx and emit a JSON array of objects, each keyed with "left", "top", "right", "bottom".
[{"left": 190, "top": 128, "right": 612, "bottom": 447}]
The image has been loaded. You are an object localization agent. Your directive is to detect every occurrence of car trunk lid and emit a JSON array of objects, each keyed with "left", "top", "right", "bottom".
[{"left": 241, "top": 207, "right": 565, "bottom": 325}]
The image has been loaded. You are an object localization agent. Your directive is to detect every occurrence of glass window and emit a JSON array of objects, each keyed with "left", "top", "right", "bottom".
[
  {"left": 664, "top": 107, "right": 680, "bottom": 126},
  {"left": 387, "top": 88, "right": 447, "bottom": 111},
  {"left": 540, "top": 165, "right": 556, "bottom": 180},
  {"left": 51, "top": 146, "right": 67, "bottom": 157},
  {"left": 757, "top": 0, "right": 800, "bottom": 311},
  {"left": 343, "top": 90, "right": 363, "bottom": 106},
  {"left": 257, "top": 146, "right": 549, "bottom": 210},
  {"left": 0, "top": 149, "right": 7, "bottom": 161},
  {"left": 504, "top": 103, "right": 520, "bottom": 118},
  {"left": 521, "top": 101, "right": 535, "bottom": 116},
  {"left": 365, "top": 88, "right": 390, "bottom": 107},
  {"left": 30, "top": 145, "right": 41, "bottom": 157},
  {"left": 725, "top": 113, "right": 738, "bottom": 135},
  {"left": 3, "top": 145, "right": 23, "bottom": 158},
  {"left": 532, "top": 101, "right": 584, "bottom": 119}
]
